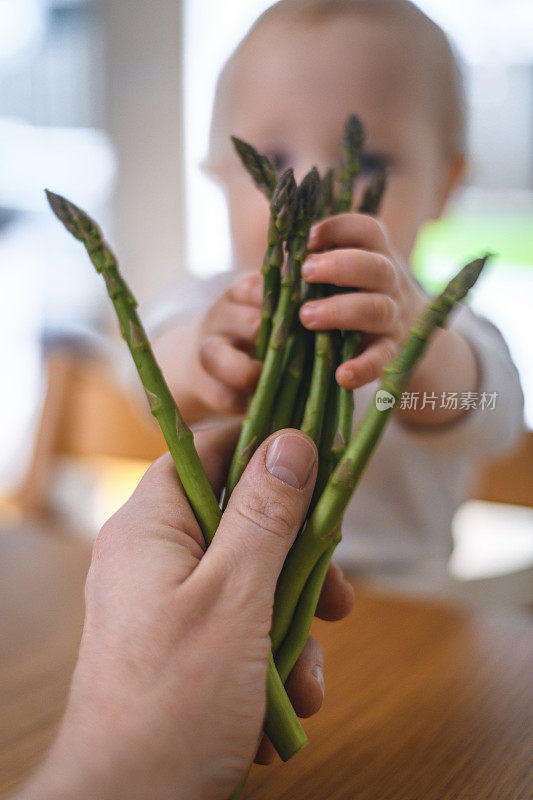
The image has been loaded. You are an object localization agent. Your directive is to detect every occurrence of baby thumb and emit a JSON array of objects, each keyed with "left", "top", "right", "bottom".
[{"left": 196, "top": 431, "right": 317, "bottom": 600}]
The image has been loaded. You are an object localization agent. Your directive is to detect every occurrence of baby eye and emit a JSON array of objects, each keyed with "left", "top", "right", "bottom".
[
  {"left": 360, "top": 152, "right": 390, "bottom": 176},
  {"left": 268, "top": 151, "right": 291, "bottom": 171}
]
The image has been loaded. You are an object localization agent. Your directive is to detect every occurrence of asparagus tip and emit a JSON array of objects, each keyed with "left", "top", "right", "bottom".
[
  {"left": 445, "top": 253, "right": 491, "bottom": 304},
  {"left": 317, "top": 168, "right": 335, "bottom": 219},
  {"left": 343, "top": 113, "right": 365, "bottom": 153},
  {"left": 298, "top": 166, "right": 321, "bottom": 221},
  {"left": 230, "top": 135, "right": 277, "bottom": 199},
  {"left": 230, "top": 134, "right": 246, "bottom": 152},
  {"left": 272, "top": 167, "right": 296, "bottom": 206},
  {"left": 271, "top": 168, "right": 298, "bottom": 238},
  {"left": 45, "top": 189, "right": 79, "bottom": 237},
  {"left": 463, "top": 252, "right": 492, "bottom": 286},
  {"left": 45, "top": 189, "right": 103, "bottom": 253},
  {"left": 358, "top": 166, "right": 388, "bottom": 216}
]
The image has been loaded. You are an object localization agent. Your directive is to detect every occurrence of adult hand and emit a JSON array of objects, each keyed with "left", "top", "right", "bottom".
[{"left": 18, "top": 425, "right": 354, "bottom": 800}]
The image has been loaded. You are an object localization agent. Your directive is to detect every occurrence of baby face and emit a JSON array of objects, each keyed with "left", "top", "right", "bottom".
[{"left": 214, "top": 15, "right": 462, "bottom": 271}]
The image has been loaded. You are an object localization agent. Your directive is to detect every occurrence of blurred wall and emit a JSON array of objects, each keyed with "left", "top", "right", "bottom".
[
  {"left": 101, "top": 0, "right": 185, "bottom": 306},
  {"left": 468, "top": 64, "right": 533, "bottom": 191}
]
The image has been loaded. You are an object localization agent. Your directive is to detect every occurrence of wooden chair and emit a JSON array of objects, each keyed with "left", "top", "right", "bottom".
[{"left": 17, "top": 351, "right": 165, "bottom": 516}]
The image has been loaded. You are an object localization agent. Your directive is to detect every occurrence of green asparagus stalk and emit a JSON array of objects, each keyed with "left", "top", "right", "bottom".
[
  {"left": 256, "top": 169, "right": 298, "bottom": 361},
  {"left": 270, "top": 255, "right": 490, "bottom": 651},
  {"left": 331, "top": 168, "right": 388, "bottom": 463},
  {"left": 359, "top": 167, "right": 387, "bottom": 215},
  {"left": 291, "top": 365, "right": 312, "bottom": 430},
  {"left": 317, "top": 168, "right": 335, "bottom": 220},
  {"left": 224, "top": 167, "right": 321, "bottom": 503},
  {"left": 336, "top": 114, "right": 364, "bottom": 213},
  {"left": 330, "top": 332, "right": 362, "bottom": 464},
  {"left": 231, "top": 136, "right": 278, "bottom": 199},
  {"left": 45, "top": 190, "right": 222, "bottom": 544},
  {"left": 300, "top": 330, "right": 335, "bottom": 446},
  {"left": 305, "top": 117, "right": 364, "bottom": 462},
  {"left": 313, "top": 364, "right": 341, "bottom": 501},
  {"left": 269, "top": 325, "right": 308, "bottom": 432},
  {"left": 264, "top": 651, "right": 307, "bottom": 760},
  {"left": 274, "top": 538, "right": 338, "bottom": 684},
  {"left": 46, "top": 189, "right": 308, "bottom": 764}
]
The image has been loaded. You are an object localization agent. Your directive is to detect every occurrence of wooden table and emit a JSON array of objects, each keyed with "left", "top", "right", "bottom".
[{"left": 1, "top": 520, "right": 532, "bottom": 799}]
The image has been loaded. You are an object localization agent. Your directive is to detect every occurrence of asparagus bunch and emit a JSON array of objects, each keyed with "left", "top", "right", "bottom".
[
  {"left": 223, "top": 166, "right": 321, "bottom": 502},
  {"left": 224, "top": 115, "right": 488, "bottom": 796},
  {"left": 47, "top": 113, "right": 489, "bottom": 800}
]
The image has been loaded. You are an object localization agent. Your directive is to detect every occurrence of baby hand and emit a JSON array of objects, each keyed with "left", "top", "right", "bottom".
[
  {"left": 194, "top": 272, "right": 263, "bottom": 415},
  {"left": 300, "top": 214, "right": 427, "bottom": 390}
]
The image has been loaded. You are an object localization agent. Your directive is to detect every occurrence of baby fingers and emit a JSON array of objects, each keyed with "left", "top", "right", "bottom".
[
  {"left": 300, "top": 292, "right": 398, "bottom": 333},
  {"left": 209, "top": 302, "right": 261, "bottom": 349},
  {"left": 302, "top": 249, "right": 396, "bottom": 293},
  {"left": 336, "top": 337, "right": 398, "bottom": 390},
  {"left": 308, "top": 212, "right": 388, "bottom": 253},
  {"left": 199, "top": 335, "right": 261, "bottom": 392},
  {"left": 228, "top": 271, "right": 263, "bottom": 307}
]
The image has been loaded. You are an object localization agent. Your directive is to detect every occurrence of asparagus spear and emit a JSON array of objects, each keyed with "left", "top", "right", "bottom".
[
  {"left": 269, "top": 325, "right": 308, "bottom": 432},
  {"left": 313, "top": 362, "right": 341, "bottom": 502},
  {"left": 256, "top": 169, "right": 298, "bottom": 361},
  {"left": 332, "top": 168, "right": 389, "bottom": 464},
  {"left": 46, "top": 189, "right": 308, "bottom": 763},
  {"left": 317, "top": 168, "right": 335, "bottom": 220},
  {"left": 45, "top": 190, "right": 222, "bottom": 544},
  {"left": 231, "top": 136, "right": 278, "bottom": 199},
  {"left": 224, "top": 167, "right": 321, "bottom": 503},
  {"left": 270, "top": 255, "right": 490, "bottom": 651},
  {"left": 273, "top": 169, "right": 335, "bottom": 439},
  {"left": 274, "top": 538, "right": 338, "bottom": 683},
  {"left": 336, "top": 114, "right": 364, "bottom": 213},
  {"left": 303, "top": 116, "right": 365, "bottom": 459},
  {"left": 328, "top": 332, "right": 362, "bottom": 464},
  {"left": 300, "top": 327, "right": 335, "bottom": 445},
  {"left": 359, "top": 166, "right": 388, "bottom": 215}
]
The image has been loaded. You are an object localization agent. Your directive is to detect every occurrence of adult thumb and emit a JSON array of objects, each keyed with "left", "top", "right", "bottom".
[{"left": 194, "top": 430, "right": 318, "bottom": 600}]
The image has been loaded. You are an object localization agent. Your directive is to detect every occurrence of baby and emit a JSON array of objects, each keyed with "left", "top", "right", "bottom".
[{"left": 152, "top": 0, "right": 523, "bottom": 589}]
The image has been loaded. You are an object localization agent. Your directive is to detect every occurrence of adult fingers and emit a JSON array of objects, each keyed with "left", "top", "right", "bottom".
[
  {"left": 104, "top": 421, "right": 240, "bottom": 557},
  {"left": 254, "top": 736, "right": 276, "bottom": 765},
  {"left": 193, "top": 430, "right": 317, "bottom": 599},
  {"left": 284, "top": 635, "right": 325, "bottom": 718},
  {"left": 314, "top": 560, "right": 355, "bottom": 621},
  {"left": 98, "top": 454, "right": 206, "bottom": 558},
  {"left": 253, "top": 635, "right": 326, "bottom": 766}
]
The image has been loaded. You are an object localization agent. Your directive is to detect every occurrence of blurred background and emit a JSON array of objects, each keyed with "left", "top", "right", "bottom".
[{"left": 0, "top": 0, "right": 532, "bottom": 598}]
